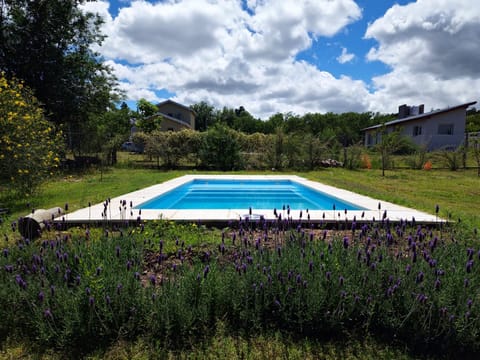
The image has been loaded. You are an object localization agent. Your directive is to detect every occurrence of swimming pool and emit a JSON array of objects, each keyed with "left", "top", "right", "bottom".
[
  {"left": 136, "top": 179, "right": 364, "bottom": 211},
  {"left": 60, "top": 175, "right": 438, "bottom": 223}
]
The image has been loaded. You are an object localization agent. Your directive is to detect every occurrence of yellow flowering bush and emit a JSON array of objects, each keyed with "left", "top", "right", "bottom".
[{"left": 0, "top": 73, "right": 63, "bottom": 195}]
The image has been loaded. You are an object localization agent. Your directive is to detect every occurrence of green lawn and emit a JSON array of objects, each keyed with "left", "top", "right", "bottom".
[
  {"left": 1, "top": 166, "right": 479, "bottom": 235},
  {"left": 299, "top": 168, "right": 479, "bottom": 228}
]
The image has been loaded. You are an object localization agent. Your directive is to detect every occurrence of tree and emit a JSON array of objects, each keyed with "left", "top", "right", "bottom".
[
  {"left": 0, "top": 0, "right": 121, "bottom": 152},
  {"left": 375, "top": 126, "right": 404, "bottom": 176},
  {"left": 190, "top": 101, "right": 216, "bottom": 131},
  {"left": 0, "top": 73, "right": 63, "bottom": 195},
  {"left": 96, "top": 102, "right": 133, "bottom": 165},
  {"left": 136, "top": 98, "right": 160, "bottom": 133}
]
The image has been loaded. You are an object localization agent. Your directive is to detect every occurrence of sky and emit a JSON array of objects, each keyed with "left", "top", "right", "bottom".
[{"left": 82, "top": 0, "right": 480, "bottom": 119}]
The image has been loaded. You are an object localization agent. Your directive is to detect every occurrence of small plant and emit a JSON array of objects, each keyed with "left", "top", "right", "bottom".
[
  {"left": 441, "top": 146, "right": 463, "bottom": 171},
  {"left": 361, "top": 153, "right": 372, "bottom": 169},
  {"left": 407, "top": 145, "right": 428, "bottom": 169},
  {"left": 472, "top": 139, "right": 480, "bottom": 176},
  {"left": 344, "top": 143, "right": 363, "bottom": 170}
]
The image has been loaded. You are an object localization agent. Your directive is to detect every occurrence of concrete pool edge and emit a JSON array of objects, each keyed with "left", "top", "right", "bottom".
[{"left": 54, "top": 174, "right": 441, "bottom": 225}]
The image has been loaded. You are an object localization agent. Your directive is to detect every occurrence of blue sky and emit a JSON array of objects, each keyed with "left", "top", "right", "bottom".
[{"left": 84, "top": 0, "right": 480, "bottom": 119}]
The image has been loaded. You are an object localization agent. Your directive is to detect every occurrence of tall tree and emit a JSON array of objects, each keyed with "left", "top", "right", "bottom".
[
  {"left": 190, "top": 101, "right": 216, "bottom": 131},
  {"left": 0, "top": 0, "right": 121, "bottom": 152},
  {"left": 136, "top": 98, "right": 159, "bottom": 132}
]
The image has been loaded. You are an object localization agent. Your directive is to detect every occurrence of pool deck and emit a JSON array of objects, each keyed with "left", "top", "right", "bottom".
[{"left": 55, "top": 174, "right": 440, "bottom": 225}]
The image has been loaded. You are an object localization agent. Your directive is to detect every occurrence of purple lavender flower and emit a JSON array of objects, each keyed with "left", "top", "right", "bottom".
[
  {"left": 117, "top": 283, "right": 123, "bottom": 295},
  {"left": 467, "top": 299, "right": 473, "bottom": 308},
  {"left": 96, "top": 267, "right": 102, "bottom": 276},
  {"left": 38, "top": 291, "right": 44, "bottom": 303},
  {"left": 326, "top": 271, "right": 331, "bottom": 281},
  {"left": 416, "top": 293, "right": 427, "bottom": 304},
  {"left": 434, "top": 278, "right": 441, "bottom": 290},
  {"left": 89, "top": 296, "right": 95, "bottom": 307},
  {"left": 466, "top": 260, "right": 474, "bottom": 273},
  {"left": 149, "top": 275, "right": 156, "bottom": 286},
  {"left": 203, "top": 265, "right": 210, "bottom": 279},
  {"left": 44, "top": 308, "right": 53, "bottom": 319},
  {"left": 50, "top": 285, "right": 55, "bottom": 297},
  {"left": 464, "top": 278, "right": 470, "bottom": 288},
  {"left": 115, "top": 246, "right": 120, "bottom": 258},
  {"left": 467, "top": 248, "right": 474, "bottom": 260},
  {"left": 339, "top": 276, "right": 344, "bottom": 286},
  {"left": 343, "top": 236, "right": 349, "bottom": 249},
  {"left": 416, "top": 271, "right": 424, "bottom": 284}
]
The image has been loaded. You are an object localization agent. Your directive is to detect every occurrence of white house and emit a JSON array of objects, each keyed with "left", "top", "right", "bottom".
[{"left": 363, "top": 101, "right": 477, "bottom": 151}]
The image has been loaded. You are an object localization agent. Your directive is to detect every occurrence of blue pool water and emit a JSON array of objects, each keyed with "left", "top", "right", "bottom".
[{"left": 136, "top": 179, "right": 364, "bottom": 211}]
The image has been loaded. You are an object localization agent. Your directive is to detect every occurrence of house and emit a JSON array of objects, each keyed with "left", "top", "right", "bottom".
[
  {"left": 153, "top": 99, "right": 196, "bottom": 131},
  {"left": 363, "top": 101, "right": 477, "bottom": 150}
]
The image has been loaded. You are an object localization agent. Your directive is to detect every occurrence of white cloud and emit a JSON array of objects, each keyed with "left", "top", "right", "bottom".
[
  {"left": 81, "top": 0, "right": 367, "bottom": 118},
  {"left": 78, "top": 1, "right": 480, "bottom": 118},
  {"left": 365, "top": 0, "right": 480, "bottom": 113},
  {"left": 337, "top": 47, "right": 355, "bottom": 64}
]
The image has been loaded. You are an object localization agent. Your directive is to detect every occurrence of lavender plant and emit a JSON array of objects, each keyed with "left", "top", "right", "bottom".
[{"left": 0, "top": 216, "right": 479, "bottom": 357}]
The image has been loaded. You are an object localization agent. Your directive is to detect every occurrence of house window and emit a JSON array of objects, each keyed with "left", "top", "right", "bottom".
[
  {"left": 438, "top": 124, "right": 454, "bottom": 135},
  {"left": 413, "top": 125, "right": 422, "bottom": 136}
]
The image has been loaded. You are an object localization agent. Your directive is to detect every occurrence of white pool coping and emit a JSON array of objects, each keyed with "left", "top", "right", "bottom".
[{"left": 57, "top": 174, "right": 440, "bottom": 224}]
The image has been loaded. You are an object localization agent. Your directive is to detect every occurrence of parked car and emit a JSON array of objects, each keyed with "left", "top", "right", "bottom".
[{"left": 121, "top": 141, "right": 143, "bottom": 153}]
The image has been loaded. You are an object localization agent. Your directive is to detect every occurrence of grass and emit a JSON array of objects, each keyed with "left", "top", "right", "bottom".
[
  {"left": 299, "top": 168, "right": 479, "bottom": 228},
  {"left": 1, "top": 330, "right": 419, "bottom": 360},
  {"left": 2, "top": 165, "right": 478, "bottom": 235}
]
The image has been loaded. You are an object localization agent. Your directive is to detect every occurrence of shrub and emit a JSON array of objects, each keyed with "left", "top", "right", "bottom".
[
  {"left": 199, "top": 124, "right": 242, "bottom": 170},
  {"left": 344, "top": 144, "right": 364, "bottom": 170},
  {"left": 0, "top": 73, "right": 63, "bottom": 195},
  {"left": 441, "top": 146, "right": 464, "bottom": 171},
  {"left": 407, "top": 145, "right": 429, "bottom": 170}
]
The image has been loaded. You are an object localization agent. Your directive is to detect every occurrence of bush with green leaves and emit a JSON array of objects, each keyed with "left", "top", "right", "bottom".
[
  {"left": 199, "top": 124, "right": 242, "bottom": 170},
  {"left": 0, "top": 73, "right": 63, "bottom": 195}
]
